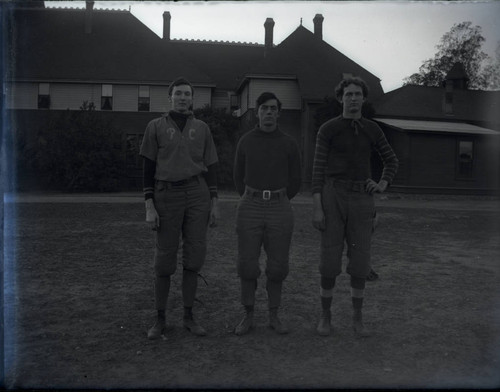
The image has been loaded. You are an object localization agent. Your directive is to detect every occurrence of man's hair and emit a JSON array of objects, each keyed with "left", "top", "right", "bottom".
[
  {"left": 168, "top": 77, "right": 194, "bottom": 96},
  {"left": 335, "top": 76, "right": 369, "bottom": 100},
  {"left": 256, "top": 91, "right": 282, "bottom": 111}
]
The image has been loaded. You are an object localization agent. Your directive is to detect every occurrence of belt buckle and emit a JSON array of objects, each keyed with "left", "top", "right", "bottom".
[{"left": 262, "top": 190, "right": 271, "bottom": 200}]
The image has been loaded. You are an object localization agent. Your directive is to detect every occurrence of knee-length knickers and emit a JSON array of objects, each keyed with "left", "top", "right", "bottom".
[
  {"left": 236, "top": 191, "right": 294, "bottom": 282},
  {"left": 320, "top": 178, "right": 375, "bottom": 279},
  {"left": 153, "top": 176, "right": 211, "bottom": 276}
]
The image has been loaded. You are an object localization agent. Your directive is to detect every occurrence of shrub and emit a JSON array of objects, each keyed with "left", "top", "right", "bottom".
[
  {"left": 32, "top": 101, "right": 124, "bottom": 192},
  {"left": 194, "top": 105, "right": 239, "bottom": 187}
]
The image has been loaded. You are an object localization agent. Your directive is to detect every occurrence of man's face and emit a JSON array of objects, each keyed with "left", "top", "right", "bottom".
[
  {"left": 170, "top": 84, "right": 193, "bottom": 113},
  {"left": 257, "top": 99, "right": 280, "bottom": 130},
  {"left": 340, "top": 84, "right": 365, "bottom": 116}
]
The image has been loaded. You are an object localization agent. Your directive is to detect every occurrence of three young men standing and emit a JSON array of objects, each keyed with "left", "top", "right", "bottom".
[{"left": 141, "top": 76, "right": 397, "bottom": 339}]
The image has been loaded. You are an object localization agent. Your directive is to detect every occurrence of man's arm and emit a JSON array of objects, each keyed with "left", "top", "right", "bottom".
[
  {"left": 143, "top": 157, "right": 160, "bottom": 230},
  {"left": 287, "top": 139, "right": 302, "bottom": 200},
  {"left": 233, "top": 139, "right": 246, "bottom": 196}
]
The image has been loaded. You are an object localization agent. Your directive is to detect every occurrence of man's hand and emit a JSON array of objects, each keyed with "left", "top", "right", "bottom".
[
  {"left": 365, "top": 179, "right": 388, "bottom": 195},
  {"left": 145, "top": 199, "right": 160, "bottom": 231},
  {"left": 209, "top": 197, "right": 219, "bottom": 228},
  {"left": 312, "top": 193, "right": 326, "bottom": 231}
]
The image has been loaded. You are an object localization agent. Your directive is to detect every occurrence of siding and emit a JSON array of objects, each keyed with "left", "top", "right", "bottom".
[
  {"left": 7, "top": 82, "right": 212, "bottom": 113},
  {"left": 212, "top": 90, "right": 230, "bottom": 110},
  {"left": 6, "top": 82, "right": 37, "bottom": 109},
  {"left": 248, "top": 79, "right": 301, "bottom": 110},
  {"left": 150, "top": 86, "right": 169, "bottom": 113},
  {"left": 51, "top": 83, "right": 99, "bottom": 110},
  {"left": 193, "top": 87, "right": 211, "bottom": 109},
  {"left": 241, "top": 85, "right": 249, "bottom": 112},
  {"left": 114, "top": 84, "right": 138, "bottom": 112}
]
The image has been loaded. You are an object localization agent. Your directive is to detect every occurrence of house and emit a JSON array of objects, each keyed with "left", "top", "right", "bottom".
[
  {"left": 372, "top": 63, "right": 500, "bottom": 195},
  {"left": 4, "top": 1, "right": 384, "bottom": 190}
]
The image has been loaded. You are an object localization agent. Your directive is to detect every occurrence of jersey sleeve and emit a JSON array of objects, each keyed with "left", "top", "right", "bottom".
[
  {"left": 311, "top": 125, "right": 330, "bottom": 194},
  {"left": 373, "top": 125, "right": 399, "bottom": 184},
  {"left": 203, "top": 125, "right": 219, "bottom": 167},
  {"left": 139, "top": 120, "right": 158, "bottom": 162}
]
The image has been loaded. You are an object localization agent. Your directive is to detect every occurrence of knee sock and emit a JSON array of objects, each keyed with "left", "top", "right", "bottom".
[
  {"left": 266, "top": 279, "right": 283, "bottom": 309},
  {"left": 350, "top": 276, "right": 366, "bottom": 311},
  {"left": 154, "top": 276, "right": 171, "bottom": 313},
  {"left": 182, "top": 269, "right": 198, "bottom": 308},
  {"left": 320, "top": 276, "right": 336, "bottom": 311},
  {"left": 241, "top": 278, "right": 257, "bottom": 307}
]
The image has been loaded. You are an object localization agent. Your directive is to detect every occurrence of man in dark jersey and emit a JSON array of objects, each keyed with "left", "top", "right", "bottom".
[
  {"left": 140, "top": 77, "right": 219, "bottom": 340},
  {"left": 233, "top": 92, "right": 302, "bottom": 336},
  {"left": 311, "top": 77, "right": 398, "bottom": 337}
]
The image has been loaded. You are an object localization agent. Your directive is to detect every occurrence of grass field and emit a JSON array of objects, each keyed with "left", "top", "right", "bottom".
[{"left": 4, "top": 195, "right": 500, "bottom": 389}]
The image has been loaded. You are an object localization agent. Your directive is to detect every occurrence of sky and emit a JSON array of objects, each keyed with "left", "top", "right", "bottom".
[{"left": 44, "top": 1, "right": 500, "bottom": 92}]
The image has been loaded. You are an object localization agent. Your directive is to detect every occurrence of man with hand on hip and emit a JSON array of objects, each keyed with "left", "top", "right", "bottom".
[{"left": 311, "top": 77, "right": 398, "bottom": 337}]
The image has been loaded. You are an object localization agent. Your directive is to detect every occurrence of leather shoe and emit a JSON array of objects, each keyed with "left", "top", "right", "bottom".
[
  {"left": 269, "top": 313, "right": 289, "bottom": 334},
  {"left": 183, "top": 318, "right": 207, "bottom": 336},
  {"left": 147, "top": 319, "right": 166, "bottom": 340},
  {"left": 234, "top": 313, "right": 255, "bottom": 336},
  {"left": 316, "top": 311, "right": 331, "bottom": 336},
  {"left": 353, "top": 311, "right": 371, "bottom": 338}
]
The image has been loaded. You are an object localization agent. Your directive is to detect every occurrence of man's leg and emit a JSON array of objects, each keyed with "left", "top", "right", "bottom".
[
  {"left": 235, "top": 196, "right": 264, "bottom": 336},
  {"left": 148, "top": 186, "right": 184, "bottom": 340},
  {"left": 317, "top": 276, "right": 336, "bottom": 336},
  {"left": 317, "top": 183, "right": 346, "bottom": 336},
  {"left": 351, "top": 276, "right": 370, "bottom": 337},
  {"left": 263, "top": 198, "right": 293, "bottom": 335},
  {"left": 345, "top": 192, "right": 374, "bottom": 337},
  {"left": 181, "top": 180, "right": 211, "bottom": 336}
]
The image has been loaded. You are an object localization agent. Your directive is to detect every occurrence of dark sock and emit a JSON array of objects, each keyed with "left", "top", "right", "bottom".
[
  {"left": 244, "top": 305, "right": 254, "bottom": 314},
  {"left": 352, "top": 297, "right": 364, "bottom": 310},
  {"left": 184, "top": 306, "right": 193, "bottom": 320},
  {"left": 321, "top": 296, "right": 333, "bottom": 311},
  {"left": 157, "top": 309, "right": 166, "bottom": 320}
]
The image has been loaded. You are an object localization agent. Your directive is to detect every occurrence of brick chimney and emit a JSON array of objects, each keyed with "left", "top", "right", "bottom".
[
  {"left": 163, "top": 11, "right": 171, "bottom": 41},
  {"left": 313, "top": 14, "right": 324, "bottom": 40},
  {"left": 264, "top": 18, "right": 275, "bottom": 54},
  {"left": 85, "top": 1, "right": 94, "bottom": 34}
]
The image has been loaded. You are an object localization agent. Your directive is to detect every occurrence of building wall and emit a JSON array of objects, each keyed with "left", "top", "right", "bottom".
[
  {"left": 5, "top": 82, "right": 211, "bottom": 113},
  {"left": 244, "top": 79, "right": 301, "bottom": 112},
  {"left": 401, "top": 131, "right": 500, "bottom": 193}
]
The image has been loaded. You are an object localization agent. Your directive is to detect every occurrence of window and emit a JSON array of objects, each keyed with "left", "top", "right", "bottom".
[
  {"left": 138, "top": 85, "right": 150, "bottom": 112},
  {"left": 444, "top": 92, "right": 454, "bottom": 114},
  {"left": 457, "top": 140, "right": 474, "bottom": 178},
  {"left": 101, "top": 84, "right": 113, "bottom": 110},
  {"left": 230, "top": 94, "right": 239, "bottom": 110},
  {"left": 38, "top": 83, "right": 50, "bottom": 109}
]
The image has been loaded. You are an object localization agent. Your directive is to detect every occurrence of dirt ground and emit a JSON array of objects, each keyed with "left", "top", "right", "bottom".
[{"left": 3, "top": 194, "right": 500, "bottom": 389}]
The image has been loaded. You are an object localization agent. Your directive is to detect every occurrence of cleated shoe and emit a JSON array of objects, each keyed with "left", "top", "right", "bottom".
[
  {"left": 316, "top": 311, "right": 332, "bottom": 336},
  {"left": 269, "top": 313, "right": 289, "bottom": 335},
  {"left": 353, "top": 312, "right": 371, "bottom": 338},
  {"left": 234, "top": 313, "right": 255, "bottom": 336},
  {"left": 183, "top": 318, "right": 207, "bottom": 336},
  {"left": 147, "top": 319, "right": 166, "bottom": 340}
]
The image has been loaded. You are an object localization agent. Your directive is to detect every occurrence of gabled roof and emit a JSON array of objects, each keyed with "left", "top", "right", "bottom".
[
  {"left": 169, "top": 40, "right": 265, "bottom": 91},
  {"left": 373, "top": 85, "right": 500, "bottom": 126},
  {"left": 5, "top": 7, "right": 213, "bottom": 85},
  {"left": 246, "top": 26, "right": 384, "bottom": 100}
]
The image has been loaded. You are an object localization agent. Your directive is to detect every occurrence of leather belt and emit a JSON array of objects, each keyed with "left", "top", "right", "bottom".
[
  {"left": 329, "top": 178, "right": 366, "bottom": 193},
  {"left": 245, "top": 186, "right": 286, "bottom": 200},
  {"left": 157, "top": 175, "right": 199, "bottom": 188}
]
